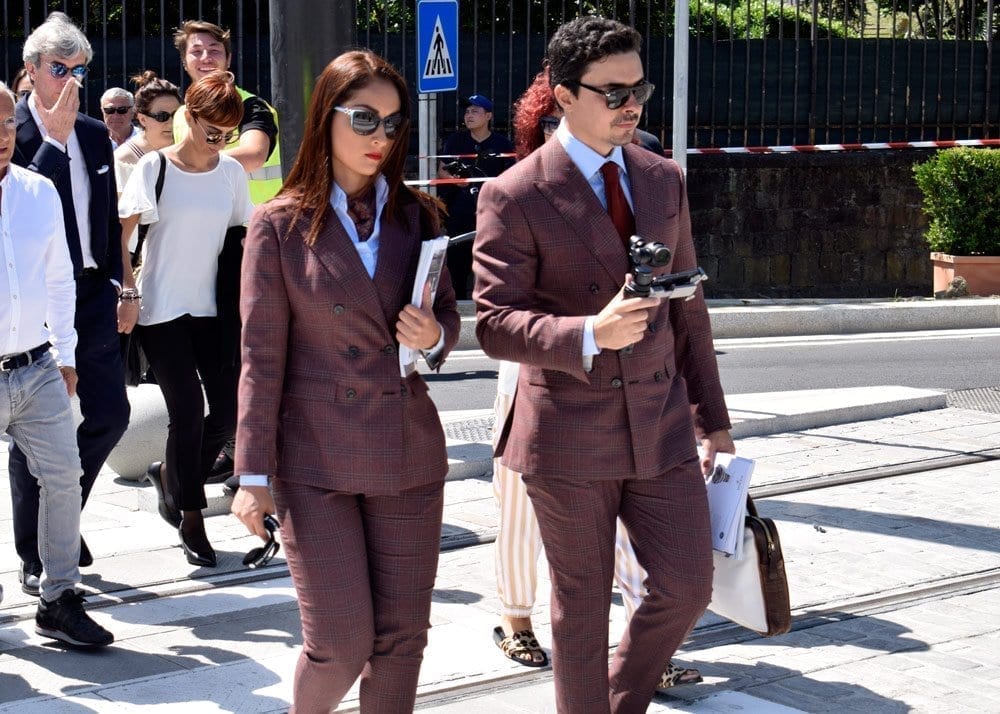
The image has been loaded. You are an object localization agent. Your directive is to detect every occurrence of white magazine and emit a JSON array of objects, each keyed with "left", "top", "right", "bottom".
[
  {"left": 398, "top": 235, "right": 450, "bottom": 377},
  {"left": 705, "top": 453, "right": 755, "bottom": 558}
]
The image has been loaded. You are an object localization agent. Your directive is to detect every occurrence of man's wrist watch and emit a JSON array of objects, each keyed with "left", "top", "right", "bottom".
[{"left": 119, "top": 288, "right": 141, "bottom": 302}]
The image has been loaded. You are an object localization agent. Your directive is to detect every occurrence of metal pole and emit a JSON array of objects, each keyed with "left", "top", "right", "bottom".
[
  {"left": 419, "top": 94, "right": 431, "bottom": 185},
  {"left": 269, "top": 0, "right": 355, "bottom": 177},
  {"left": 672, "top": 0, "right": 690, "bottom": 173}
]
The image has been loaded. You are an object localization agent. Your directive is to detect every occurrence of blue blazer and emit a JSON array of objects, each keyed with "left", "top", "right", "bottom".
[{"left": 13, "top": 98, "right": 123, "bottom": 285}]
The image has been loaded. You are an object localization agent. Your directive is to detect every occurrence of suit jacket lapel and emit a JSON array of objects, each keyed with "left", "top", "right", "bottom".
[
  {"left": 372, "top": 201, "right": 420, "bottom": 325},
  {"left": 624, "top": 144, "right": 660, "bottom": 244},
  {"left": 534, "top": 140, "right": 628, "bottom": 282},
  {"left": 306, "top": 204, "right": 391, "bottom": 326}
]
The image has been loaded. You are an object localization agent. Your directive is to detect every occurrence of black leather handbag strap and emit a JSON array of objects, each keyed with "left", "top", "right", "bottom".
[{"left": 131, "top": 150, "right": 167, "bottom": 268}]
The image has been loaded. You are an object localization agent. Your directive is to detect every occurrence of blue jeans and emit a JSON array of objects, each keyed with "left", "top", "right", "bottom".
[{"left": 2, "top": 352, "right": 82, "bottom": 600}]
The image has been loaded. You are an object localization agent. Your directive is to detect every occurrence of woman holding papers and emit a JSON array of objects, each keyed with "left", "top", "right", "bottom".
[
  {"left": 486, "top": 70, "right": 704, "bottom": 690},
  {"left": 230, "top": 50, "right": 459, "bottom": 712}
]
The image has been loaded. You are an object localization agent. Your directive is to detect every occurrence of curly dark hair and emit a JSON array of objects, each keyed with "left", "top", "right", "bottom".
[
  {"left": 512, "top": 70, "right": 559, "bottom": 160},
  {"left": 546, "top": 16, "right": 642, "bottom": 94}
]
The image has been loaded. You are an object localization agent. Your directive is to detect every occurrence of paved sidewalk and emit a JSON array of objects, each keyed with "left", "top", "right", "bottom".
[{"left": 1, "top": 391, "right": 998, "bottom": 712}]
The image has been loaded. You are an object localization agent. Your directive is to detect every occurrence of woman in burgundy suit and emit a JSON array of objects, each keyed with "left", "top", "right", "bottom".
[{"left": 231, "top": 50, "right": 459, "bottom": 713}]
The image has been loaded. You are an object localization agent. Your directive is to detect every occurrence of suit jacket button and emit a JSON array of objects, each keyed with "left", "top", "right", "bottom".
[
  {"left": 654, "top": 371, "right": 663, "bottom": 382},
  {"left": 346, "top": 388, "right": 357, "bottom": 399},
  {"left": 611, "top": 377, "right": 623, "bottom": 388},
  {"left": 589, "top": 283, "right": 600, "bottom": 294},
  {"left": 348, "top": 346, "right": 360, "bottom": 357},
  {"left": 383, "top": 344, "right": 396, "bottom": 355},
  {"left": 334, "top": 304, "right": 345, "bottom": 314}
]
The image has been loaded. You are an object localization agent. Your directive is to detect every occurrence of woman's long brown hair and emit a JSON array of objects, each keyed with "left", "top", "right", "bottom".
[{"left": 279, "top": 50, "right": 438, "bottom": 246}]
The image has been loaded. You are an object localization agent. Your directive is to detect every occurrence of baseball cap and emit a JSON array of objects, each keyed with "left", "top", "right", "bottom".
[{"left": 464, "top": 94, "right": 493, "bottom": 112}]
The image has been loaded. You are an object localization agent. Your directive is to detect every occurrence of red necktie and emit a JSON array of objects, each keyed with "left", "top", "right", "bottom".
[{"left": 600, "top": 161, "right": 635, "bottom": 248}]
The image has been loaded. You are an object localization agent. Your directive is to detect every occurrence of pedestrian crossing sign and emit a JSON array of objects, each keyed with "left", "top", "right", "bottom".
[{"left": 416, "top": 0, "right": 458, "bottom": 93}]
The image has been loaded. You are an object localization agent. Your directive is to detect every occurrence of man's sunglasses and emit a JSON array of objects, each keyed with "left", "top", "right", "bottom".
[
  {"left": 140, "top": 109, "right": 177, "bottom": 123},
  {"left": 102, "top": 105, "right": 132, "bottom": 115},
  {"left": 569, "top": 80, "right": 655, "bottom": 110},
  {"left": 243, "top": 514, "right": 281, "bottom": 569},
  {"left": 45, "top": 60, "right": 89, "bottom": 81},
  {"left": 334, "top": 106, "right": 404, "bottom": 139},
  {"left": 194, "top": 115, "right": 237, "bottom": 145},
  {"left": 539, "top": 116, "right": 560, "bottom": 133}
]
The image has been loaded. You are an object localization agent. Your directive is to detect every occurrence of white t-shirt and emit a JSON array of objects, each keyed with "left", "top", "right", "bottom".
[{"left": 118, "top": 151, "right": 253, "bottom": 326}]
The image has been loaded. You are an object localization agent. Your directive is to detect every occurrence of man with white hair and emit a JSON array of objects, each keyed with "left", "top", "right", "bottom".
[
  {"left": 99, "top": 86, "right": 138, "bottom": 148},
  {"left": 1, "top": 81, "right": 114, "bottom": 647},
  {"left": 11, "top": 11, "right": 130, "bottom": 597}
]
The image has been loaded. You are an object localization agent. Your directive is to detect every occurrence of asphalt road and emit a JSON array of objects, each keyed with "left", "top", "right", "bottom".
[{"left": 426, "top": 328, "right": 1000, "bottom": 412}]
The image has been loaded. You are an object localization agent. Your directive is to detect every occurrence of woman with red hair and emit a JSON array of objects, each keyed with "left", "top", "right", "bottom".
[
  {"left": 488, "top": 70, "right": 701, "bottom": 692},
  {"left": 231, "top": 50, "right": 460, "bottom": 712},
  {"left": 118, "top": 70, "right": 251, "bottom": 567}
]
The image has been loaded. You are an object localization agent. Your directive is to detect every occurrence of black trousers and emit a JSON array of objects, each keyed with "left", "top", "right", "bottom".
[
  {"left": 9, "top": 272, "right": 130, "bottom": 565},
  {"left": 140, "top": 314, "right": 237, "bottom": 511}
]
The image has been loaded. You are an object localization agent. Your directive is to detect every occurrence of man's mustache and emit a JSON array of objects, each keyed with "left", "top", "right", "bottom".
[{"left": 614, "top": 113, "right": 640, "bottom": 126}]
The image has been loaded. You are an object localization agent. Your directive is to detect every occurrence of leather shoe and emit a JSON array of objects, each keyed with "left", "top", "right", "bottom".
[
  {"left": 145, "top": 462, "right": 182, "bottom": 528},
  {"left": 78, "top": 537, "right": 93, "bottom": 568},
  {"left": 19, "top": 561, "right": 42, "bottom": 597},
  {"left": 178, "top": 527, "right": 217, "bottom": 568}
]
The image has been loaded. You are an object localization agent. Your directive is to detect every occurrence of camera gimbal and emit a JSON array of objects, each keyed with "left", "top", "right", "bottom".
[{"left": 623, "top": 235, "right": 707, "bottom": 300}]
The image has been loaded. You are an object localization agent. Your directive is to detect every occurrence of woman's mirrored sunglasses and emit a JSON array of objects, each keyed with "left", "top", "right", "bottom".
[
  {"left": 140, "top": 109, "right": 178, "bottom": 123},
  {"left": 243, "top": 514, "right": 281, "bottom": 569},
  {"left": 334, "top": 106, "right": 404, "bottom": 139},
  {"left": 539, "top": 116, "right": 560, "bottom": 133},
  {"left": 194, "top": 115, "right": 237, "bottom": 145},
  {"left": 570, "top": 80, "right": 655, "bottom": 110},
  {"left": 45, "top": 60, "right": 89, "bottom": 81}
]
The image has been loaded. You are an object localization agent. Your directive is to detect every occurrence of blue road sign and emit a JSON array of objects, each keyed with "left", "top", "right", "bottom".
[{"left": 416, "top": 0, "right": 458, "bottom": 93}]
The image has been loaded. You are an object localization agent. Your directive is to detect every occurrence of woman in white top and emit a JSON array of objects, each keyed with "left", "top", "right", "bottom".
[
  {"left": 114, "top": 71, "right": 182, "bottom": 266},
  {"left": 118, "top": 71, "right": 252, "bottom": 568}
]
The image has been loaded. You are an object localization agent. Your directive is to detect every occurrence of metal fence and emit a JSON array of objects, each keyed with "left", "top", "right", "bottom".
[{"left": 2, "top": 1, "right": 996, "bottom": 147}]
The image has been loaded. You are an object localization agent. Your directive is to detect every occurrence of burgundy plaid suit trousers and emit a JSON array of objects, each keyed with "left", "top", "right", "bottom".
[{"left": 600, "top": 161, "right": 635, "bottom": 247}]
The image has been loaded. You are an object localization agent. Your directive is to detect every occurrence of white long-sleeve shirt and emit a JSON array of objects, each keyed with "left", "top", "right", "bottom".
[{"left": 0, "top": 164, "right": 78, "bottom": 367}]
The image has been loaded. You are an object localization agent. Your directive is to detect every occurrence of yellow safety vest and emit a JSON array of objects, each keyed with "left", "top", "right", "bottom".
[{"left": 173, "top": 84, "right": 282, "bottom": 205}]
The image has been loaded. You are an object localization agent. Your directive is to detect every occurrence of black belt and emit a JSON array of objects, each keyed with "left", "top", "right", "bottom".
[
  {"left": 0, "top": 343, "right": 51, "bottom": 372},
  {"left": 78, "top": 267, "right": 103, "bottom": 279}
]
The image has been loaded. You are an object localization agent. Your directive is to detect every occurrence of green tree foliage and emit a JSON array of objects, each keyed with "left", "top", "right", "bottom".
[{"left": 875, "top": 0, "right": 998, "bottom": 39}]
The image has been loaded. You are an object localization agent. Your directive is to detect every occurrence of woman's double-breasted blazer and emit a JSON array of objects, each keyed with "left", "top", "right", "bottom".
[{"left": 235, "top": 195, "right": 460, "bottom": 495}]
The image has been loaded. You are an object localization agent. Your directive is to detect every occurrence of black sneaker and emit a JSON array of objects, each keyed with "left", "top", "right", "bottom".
[{"left": 35, "top": 589, "right": 114, "bottom": 648}]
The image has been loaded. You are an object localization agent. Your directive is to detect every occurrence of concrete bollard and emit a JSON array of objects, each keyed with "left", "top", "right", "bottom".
[{"left": 72, "top": 384, "right": 168, "bottom": 482}]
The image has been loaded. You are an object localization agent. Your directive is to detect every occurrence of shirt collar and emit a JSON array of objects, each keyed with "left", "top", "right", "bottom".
[
  {"left": 555, "top": 121, "right": 627, "bottom": 181},
  {"left": 330, "top": 173, "right": 389, "bottom": 212}
]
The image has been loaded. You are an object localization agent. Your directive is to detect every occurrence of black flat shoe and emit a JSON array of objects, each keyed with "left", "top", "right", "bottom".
[
  {"left": 145, "top": 462, "right": 182, "bottom": 528},
  {"left": 178, "top": 527, "right": 217, "bottom": 568}
]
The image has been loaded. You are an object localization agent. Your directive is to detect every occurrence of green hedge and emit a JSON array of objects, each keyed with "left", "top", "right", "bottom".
[{"left": 914, "top": 148, "right": 1000, "bottom": 256}]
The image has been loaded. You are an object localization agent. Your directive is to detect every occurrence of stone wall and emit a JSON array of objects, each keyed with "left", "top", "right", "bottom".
[{"left": 686, "top": 149, "right": 935, "bottom": 299}]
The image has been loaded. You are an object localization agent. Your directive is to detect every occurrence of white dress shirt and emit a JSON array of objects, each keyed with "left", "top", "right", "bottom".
[
  {"left": 0, "top": 164, "right": 78, "bottom": 367},
  {"left": 28, "top": 93, "right": 97, "bottom": 270},
  {"left": 554, "top": 122, "right": 634, "bottom": 360}
]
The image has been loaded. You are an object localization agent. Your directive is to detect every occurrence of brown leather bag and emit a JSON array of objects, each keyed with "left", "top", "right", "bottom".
[{"left": 708, "top": 495, "right": 792, "bottom": 636}]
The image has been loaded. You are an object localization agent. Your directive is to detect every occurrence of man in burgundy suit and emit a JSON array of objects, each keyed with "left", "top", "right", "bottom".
[{"left": 473, "top": 16, "right": 735, "bottom": 714}]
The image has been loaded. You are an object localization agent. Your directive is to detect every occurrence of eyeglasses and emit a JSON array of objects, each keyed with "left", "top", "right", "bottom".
[
  {"left": 45, "top": 60, "right": 89, "bottom": 81},
  {"left": 334, "top": 106, "right": 404, "bottom": 139},
  {"left": 243, "top": 514, "right": 281, "bottom": 569},
  {"left": 193, "top": 115, "right": 237, "bottom": 145},
  {"left": 539, "top": 116, "right": 560, "bottom": 133},
  {"left": 140, "top": 109, "right": 177, "bottom": 123},
  {"left": 102, "top": 105, "right": 132, "bottom": 115},
  {"left": 0, "top": 117, "right": 16, "bottom": 131},
  {"left": 17, "top": 90, "right": 31, "bottom": 101},
  {"left": 569, "top": 80, "right": 655, "bottom": 110}
]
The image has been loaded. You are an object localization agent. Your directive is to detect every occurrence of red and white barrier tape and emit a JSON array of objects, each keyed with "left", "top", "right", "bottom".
[
  {"left": 418, "top": 152, "right": 518, "bottom": 159},
  {"left": 404, "top": 138, "right": 999, "bottom": 186},
  {"left": 672, "top": 137, "right": 1000, "bottom": 155}
]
